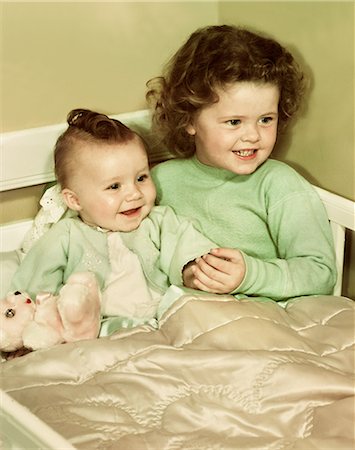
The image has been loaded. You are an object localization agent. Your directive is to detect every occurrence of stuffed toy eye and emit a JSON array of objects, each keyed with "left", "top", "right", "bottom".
[{"left": 5, "top": 308, "right": 15, "bottom": 318}]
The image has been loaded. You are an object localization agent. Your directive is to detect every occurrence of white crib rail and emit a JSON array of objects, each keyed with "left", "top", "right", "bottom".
[
  {"left": 0, "top": 390, "right": 76, "bottom": 449},
  {"left": 313, "top": 186, "right": 355, "bottom": 296},
  {"left": 0, "top": 110, "right": 151, "bottom": 192}
]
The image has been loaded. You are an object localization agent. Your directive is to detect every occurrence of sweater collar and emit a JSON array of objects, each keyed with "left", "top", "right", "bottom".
[{"left": 191, "top": 154, "right": 237, "bottom": 181}]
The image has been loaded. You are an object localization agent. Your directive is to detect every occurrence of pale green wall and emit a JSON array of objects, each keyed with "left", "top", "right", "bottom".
[
  {"left": 1, "top": 1, "right": 354, "bottom": 297},
  {"left": 1, "top": 2, "right": 218, "bottom": 130}
]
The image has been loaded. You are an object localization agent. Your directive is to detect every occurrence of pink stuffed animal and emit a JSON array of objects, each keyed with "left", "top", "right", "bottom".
[{"left": 0, "top": 272, "right": 101, "bottom": 352}]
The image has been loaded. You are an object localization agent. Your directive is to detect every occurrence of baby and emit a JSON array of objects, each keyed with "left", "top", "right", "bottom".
[{"left": 7, "top": 109, "right": 216, "bottom": 335}]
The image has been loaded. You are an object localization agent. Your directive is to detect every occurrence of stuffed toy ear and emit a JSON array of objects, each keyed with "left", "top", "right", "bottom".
[{"left": 61, "top": 188, "right": 81, "bottom": 211}]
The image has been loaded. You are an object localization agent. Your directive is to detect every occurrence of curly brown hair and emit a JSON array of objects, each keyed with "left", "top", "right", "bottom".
[
  {"left": 146, "top": 25, "right": 305, "bottom": 157},
  {"left": 54, "top": 109, "right": 136, "bottom": 188}
]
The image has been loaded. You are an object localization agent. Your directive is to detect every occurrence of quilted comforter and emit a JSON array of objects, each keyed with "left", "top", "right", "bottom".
[{"left": 1, "top": 293, "right": 355, "bottom": 450}]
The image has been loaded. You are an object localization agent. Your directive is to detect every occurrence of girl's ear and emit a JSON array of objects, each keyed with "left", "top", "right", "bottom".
[
  {"left": 186, "top": 124, "right": 196, "bottom": 136},
  {"left": 62, "top": 189, "right": 81, "bottom": 211}
]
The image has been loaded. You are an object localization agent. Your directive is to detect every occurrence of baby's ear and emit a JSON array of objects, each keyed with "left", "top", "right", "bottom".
[{"left": 62, "top": 189, "right": 81, "bottom": 211}]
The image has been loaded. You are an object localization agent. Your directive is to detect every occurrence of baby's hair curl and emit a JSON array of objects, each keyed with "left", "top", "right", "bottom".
[
  {"left": 65, "top": 109, "right": 134, "bottom": 142},
  {"left": 54, "top": 109, "right": 136, "bottom": 188},
  {"left": 146, "top": 25, "right": 306, "bottom": 157}
]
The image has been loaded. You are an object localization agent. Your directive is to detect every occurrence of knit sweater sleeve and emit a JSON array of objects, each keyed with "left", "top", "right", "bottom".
[
  {"left": 10, "top": 220, "right": 71, "bottom": 299},
  {"left": 234, "top": 188, "right": 337, "bottom": 300},
  {"left": 149, "top": 206, "right": 216, "bottom": 286}
]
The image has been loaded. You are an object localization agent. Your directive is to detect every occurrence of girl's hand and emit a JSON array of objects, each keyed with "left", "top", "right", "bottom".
[{"left": 183, "top": 248, "right": 246, "bottom": 294}]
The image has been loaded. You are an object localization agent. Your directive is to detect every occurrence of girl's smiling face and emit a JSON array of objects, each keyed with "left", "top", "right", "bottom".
[{"left": 186, "top": 81, "right": 280, "bottom": 175}]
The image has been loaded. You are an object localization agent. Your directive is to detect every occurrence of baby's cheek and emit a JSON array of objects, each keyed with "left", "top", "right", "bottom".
[{"left": 100, "top": 198, "right": 118, "bottom": 215}]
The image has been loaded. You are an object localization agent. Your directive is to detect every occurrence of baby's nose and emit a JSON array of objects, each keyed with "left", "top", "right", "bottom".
[{"left": 126, "top": 185, "right": 142, "bottom": 201}]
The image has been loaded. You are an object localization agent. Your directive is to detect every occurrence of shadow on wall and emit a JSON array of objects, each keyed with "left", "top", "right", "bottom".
[
  {"left": 272, "top": 40, "right": 316, "bottom": 178},
  {"left": 343, "top": 231, "right": 355, "bottom": 300},
  {"left": 273, "top": 133, "right": 319, "bottom": 186}
]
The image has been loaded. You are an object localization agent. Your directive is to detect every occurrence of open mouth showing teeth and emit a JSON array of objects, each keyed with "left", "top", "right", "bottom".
[{"left": 234, "top": 150, "right": 256, "bottom": 157}]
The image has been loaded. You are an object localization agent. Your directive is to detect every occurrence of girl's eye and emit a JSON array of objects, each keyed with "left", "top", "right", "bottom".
[
  {"left": 260, "top": 116, "right": 274, "bottom": 125},
  {"left": 227, "top": 119, "right": 241, "bottom": 126},
  {"left": 108, "top": 183, "right": 120, "bottom": 190}
]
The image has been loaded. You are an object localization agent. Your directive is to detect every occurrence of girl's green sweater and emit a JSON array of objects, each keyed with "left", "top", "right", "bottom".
[{"left": 152, "top": 157, "right": 336, "bottom": 301}]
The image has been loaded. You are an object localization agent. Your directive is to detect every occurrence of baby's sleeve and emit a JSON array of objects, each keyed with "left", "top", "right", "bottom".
[{"left": 10, "top": 220, "right": 71, "bottom": 299}]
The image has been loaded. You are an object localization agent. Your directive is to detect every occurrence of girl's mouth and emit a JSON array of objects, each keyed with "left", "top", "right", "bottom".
[{"left": 233, "top": 149, "right": 257, "bottom": 159}]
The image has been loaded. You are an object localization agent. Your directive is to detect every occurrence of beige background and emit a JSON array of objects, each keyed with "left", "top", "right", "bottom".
[{"left": 1, "top": 1, "right": 354, "bottom": 297}]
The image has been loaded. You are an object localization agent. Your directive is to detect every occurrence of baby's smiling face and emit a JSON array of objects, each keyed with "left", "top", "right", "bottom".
[{"left": 62, "top": 136, "right": 156, "bottom": 232}]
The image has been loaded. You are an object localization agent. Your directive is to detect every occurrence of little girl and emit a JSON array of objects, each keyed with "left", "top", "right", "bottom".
[
  {"left": 147, "top": 24, "right": 336, "bottom": 301},
  {"left": 8, "top": 109, "right": 216, "bottom": 332}
]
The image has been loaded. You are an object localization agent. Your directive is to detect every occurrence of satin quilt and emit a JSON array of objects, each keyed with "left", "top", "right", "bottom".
[{"left": 1, "top": 293, "right": 354, "bottom": 450}]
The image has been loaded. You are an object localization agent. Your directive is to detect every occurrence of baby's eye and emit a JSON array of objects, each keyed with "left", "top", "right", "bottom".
[
  {"left": 227, "top": 119, "right": 241, "bottom": 126},
  {"left": 137, "top": 174, "right": 149, "bottom": 182},
  {"left": 108, "top": 183, "right": 121, "bottom": 190}
]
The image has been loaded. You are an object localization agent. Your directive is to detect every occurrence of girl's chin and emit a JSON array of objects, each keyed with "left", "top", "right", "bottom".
[
  {"left": 230, "top": 159, "right": 267, "bottom": 175},
  {"left": 228, "top": 165, "right": 261, "bottom": 176}
]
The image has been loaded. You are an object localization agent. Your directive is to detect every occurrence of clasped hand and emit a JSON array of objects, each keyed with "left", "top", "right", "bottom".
[{"left": 182, "top": 248, "right": 246, "bottom": 294}]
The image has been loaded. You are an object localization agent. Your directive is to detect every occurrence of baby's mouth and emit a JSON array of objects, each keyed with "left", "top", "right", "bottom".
[{"left": 120, "top": 207, "right": 141, "bottom": 216}]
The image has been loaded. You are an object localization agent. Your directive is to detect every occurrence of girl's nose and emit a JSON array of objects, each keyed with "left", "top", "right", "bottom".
[{"left": 240, "top": 124, "right": 260, "bottom": 143}]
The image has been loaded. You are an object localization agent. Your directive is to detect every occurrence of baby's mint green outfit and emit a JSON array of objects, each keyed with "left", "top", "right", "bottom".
[
  {"left": 152, "top": 157, "right": 336, "bottom": 301},
  {"left": 10, "top": 205, "right": 215, "bottom": 332}
]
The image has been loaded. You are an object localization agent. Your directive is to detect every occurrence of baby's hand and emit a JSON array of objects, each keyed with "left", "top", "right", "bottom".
[
  {"left": 183, "top": 248, "right": 246, "bottom": 294},
  {"left": 182, "top": 260, "right": 198, "bottom": 289}
]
